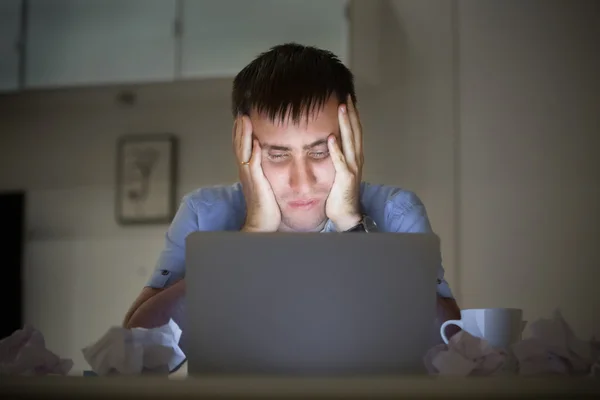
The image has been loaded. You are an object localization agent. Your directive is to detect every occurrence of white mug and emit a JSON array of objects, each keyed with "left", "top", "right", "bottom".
[{"left": 440, "top": 308, "right": 523, "bottom": 349}]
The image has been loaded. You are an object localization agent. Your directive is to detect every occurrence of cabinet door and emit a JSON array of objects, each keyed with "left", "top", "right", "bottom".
[
  {"left": 180, "top": 0, "right": 349, "bottom": 79},
  {"left": 25, "top": 0, "right": 177, "bottom": 89},
  {"left": 0, "top": 0, "right": 21, "bottom": 92}
]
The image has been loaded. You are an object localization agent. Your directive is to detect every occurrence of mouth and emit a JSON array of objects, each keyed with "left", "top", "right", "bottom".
[{"left": 287, "top": 199, "right": 319, "bottom": 210}]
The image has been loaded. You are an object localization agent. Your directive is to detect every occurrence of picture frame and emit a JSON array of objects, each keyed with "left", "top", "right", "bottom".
[{"left": 115, "top": 133, "right": 178, "bottom": 225}]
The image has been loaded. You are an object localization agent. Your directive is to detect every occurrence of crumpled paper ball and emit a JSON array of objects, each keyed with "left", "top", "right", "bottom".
[
  {"left": 424, "top": 330, "right": 507, "bottom": 376},
  {"left": 0, "top": 325, "right": 73, "bottom": 376},
  {"left": 81, "top": 319, "right": 186, "bottom": 376},
  {"left": 512, "top": 309, "right": 598, "bottom": 377}
]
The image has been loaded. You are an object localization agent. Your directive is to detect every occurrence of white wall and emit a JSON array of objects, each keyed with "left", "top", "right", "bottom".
[
  {"left": 384, "top": 0, "right": 458, "bottom": 296},
  {"left": 1, "top": 79, "right": 240, "bottom": 372},
  {"left": 458, "top": 0, "right": 600, "bottom": 338}
]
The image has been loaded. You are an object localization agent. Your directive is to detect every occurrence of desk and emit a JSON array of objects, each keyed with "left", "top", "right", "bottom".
[{"left": 1, "top": 376, "right": 599, "bottom": 399}]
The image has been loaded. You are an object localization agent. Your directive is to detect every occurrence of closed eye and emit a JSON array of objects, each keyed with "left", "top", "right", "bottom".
[
  {"left": 267, "top": 153, "right": 289, "bottom": 162},
  {"left": 310, "top": 151, "right": 330, "bottom": 159}
]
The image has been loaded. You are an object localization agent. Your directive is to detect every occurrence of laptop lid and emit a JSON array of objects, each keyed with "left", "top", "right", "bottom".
[{"left": 185, "top": 232, "right": 440, "bottom": 376}]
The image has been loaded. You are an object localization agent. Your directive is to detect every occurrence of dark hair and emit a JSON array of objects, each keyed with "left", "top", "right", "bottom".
[{"left": 232, "top": 43, "right": 356, "bottom": 124}]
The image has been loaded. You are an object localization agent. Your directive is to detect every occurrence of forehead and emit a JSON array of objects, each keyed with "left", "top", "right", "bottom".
[{"left": 249, "top": 97, "right": 339, "bottom": 144}]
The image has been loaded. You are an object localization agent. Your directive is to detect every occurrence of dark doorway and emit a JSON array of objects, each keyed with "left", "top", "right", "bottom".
[{"left": 0, "top": 191, "right": 25, "bottom": 339}]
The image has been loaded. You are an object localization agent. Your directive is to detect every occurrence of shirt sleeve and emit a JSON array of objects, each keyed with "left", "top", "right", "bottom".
[
  {"left": 146, "top": 195, "right": 199, "bottom": 289},
  {"left": 387, "top": 191, "right": 455, "bottom": 299}
]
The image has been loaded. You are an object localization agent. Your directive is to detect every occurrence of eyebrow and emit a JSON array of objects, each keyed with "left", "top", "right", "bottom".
[{"left": 263, "top": 138, "right": 330, "bottom": 152}]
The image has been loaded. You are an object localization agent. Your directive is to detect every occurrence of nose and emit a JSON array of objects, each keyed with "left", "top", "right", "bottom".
[{"left": 289, "top": 159, "right": 316, "bottom": 194}]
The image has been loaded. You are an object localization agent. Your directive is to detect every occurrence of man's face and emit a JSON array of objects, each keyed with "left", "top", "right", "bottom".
[{"left": 249, "top": 96, "right": 340, "bottom": 232}]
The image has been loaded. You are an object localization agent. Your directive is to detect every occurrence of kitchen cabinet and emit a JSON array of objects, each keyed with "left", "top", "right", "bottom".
[
  {"left": 21, "top": 0, "right": 381, "bottom": 91},
  {"left": 25, "top": 0, "right": 178, "bottom": 89},
  {"left": 180, "top": 0, "right": 349, "bottom": 78},
  {"left": 180, "top": 0, "right": 381, "bottom": 85},
  {"left": 0, "top": 0, "right": 22, "bottom": 92}
]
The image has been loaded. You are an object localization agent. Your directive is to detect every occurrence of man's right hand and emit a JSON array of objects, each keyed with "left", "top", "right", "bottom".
[{"left": 233, "top": 115, "right": 281, "bottom": 232}]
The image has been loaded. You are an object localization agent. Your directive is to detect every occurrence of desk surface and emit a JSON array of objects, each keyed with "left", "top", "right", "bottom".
[{"left": 1, "top": 376, "right": 599, "bottom": 399}]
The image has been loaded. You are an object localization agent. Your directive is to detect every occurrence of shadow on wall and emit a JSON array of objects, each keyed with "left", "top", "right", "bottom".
[
  {"left": 356, "top": 0, "right": 408, "bottom": 181},
  {"left": 364, "top": 0, "right": 459, "bottom": 301}
]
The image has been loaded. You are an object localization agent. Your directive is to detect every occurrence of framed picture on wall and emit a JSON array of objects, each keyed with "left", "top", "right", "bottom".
[{"left": 116, "top": 133, "right": 178, "bottom": 225}]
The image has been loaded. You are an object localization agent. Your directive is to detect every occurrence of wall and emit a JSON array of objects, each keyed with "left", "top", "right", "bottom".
[
  {"left": 0, "top": 79, "right": 240, "bottom": 371},
  {"left": 385, "top": 0, "right": 458, "bottom": 296},
  {"left": 458, "top": 0, "right": 600, "bottom": 338}
]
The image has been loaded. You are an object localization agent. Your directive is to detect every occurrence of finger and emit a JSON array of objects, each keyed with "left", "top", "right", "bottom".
[
  {"left": 327, "top": 135, "right": 349, "bottom": 174},
  {"left": 338, "top": 103, "right": 357, "bottom": 168},
  {"left": 232, "top": 117, "right": 237, "bottom": 141},
  {"left": 347, "top": 95, "right": 363, "bottom": 161},
  {"left": 347, "top": 94, "right": 361, "bottom": 121},
  {"left": 241, "top": 115, "right": 253, "bottom": 163},
  {"left": 249, "top": 139, "right": 267, "bottom": 183},
  {"left": 233, "top": 116, "right": 241, "bottom": 154}
]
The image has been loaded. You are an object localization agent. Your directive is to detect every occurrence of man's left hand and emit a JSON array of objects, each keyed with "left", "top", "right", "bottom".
[{"left": 326, "top": 95, "right": 364, "bottom": 231}]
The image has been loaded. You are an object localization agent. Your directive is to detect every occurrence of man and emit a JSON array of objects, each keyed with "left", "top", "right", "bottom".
[{"left": 123, "top": 43, "right": 460, "bottom": 345}]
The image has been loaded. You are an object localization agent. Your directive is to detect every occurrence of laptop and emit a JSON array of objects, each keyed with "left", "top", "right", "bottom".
[{"left": 185, "top": 232, "right": 440, "bottom": 376}]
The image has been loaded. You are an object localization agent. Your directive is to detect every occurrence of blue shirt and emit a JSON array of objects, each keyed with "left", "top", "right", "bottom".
[{"left": 147, "top": 181, "right": 454, "bottom": 298}]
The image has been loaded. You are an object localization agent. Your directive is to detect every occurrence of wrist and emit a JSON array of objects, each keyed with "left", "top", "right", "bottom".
[{"left": 333, "top": 213, "right": 363, "bottom": 232}]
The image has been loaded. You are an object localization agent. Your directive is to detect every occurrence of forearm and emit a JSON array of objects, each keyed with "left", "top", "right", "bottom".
[
  {"left": 122, "top": 287, "right": 162, "bottom": 327},
  {"left": 125, "top": 279, "right": 186, "bottom": 330}
]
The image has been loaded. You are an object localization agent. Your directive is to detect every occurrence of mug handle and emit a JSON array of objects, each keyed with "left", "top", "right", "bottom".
[{"left": 440, "top": 319, "right": 463, "bottom": 344}]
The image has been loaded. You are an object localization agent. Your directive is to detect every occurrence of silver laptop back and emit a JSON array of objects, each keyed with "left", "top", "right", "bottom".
[{"left": 185, "top": 232, "right": 440, "bottom": 376}]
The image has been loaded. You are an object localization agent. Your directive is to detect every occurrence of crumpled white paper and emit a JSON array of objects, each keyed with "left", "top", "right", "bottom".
[
  {"left": 424, "top": 330, "right": 507, "bottom": 376},
  {"left": 0, "top": 325, "right": 73, "bottom": 376},
  {"left": 512, "top": 309, "right": 598, "bottom": 376},
  {"left": 425, "top": 310, "right": 600, "bottom": 377},
  {"left": 81, "top": 319, "right": 186, "bottom": 376}
]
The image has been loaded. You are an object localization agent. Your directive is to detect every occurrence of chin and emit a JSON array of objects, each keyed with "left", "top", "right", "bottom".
[{"left": 281, "top": 211, "right": 327, "bottom": 233}]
